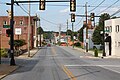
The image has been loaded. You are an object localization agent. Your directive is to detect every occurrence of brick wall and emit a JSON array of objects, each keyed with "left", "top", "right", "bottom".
[{"left": 0, "top": 16, "right": 35, "bottom": 50}]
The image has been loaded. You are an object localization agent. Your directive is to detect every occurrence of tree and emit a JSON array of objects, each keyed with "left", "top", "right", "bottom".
[
  {"left": 92, "top": 13, "right": 110, "bottom": 45},
  {"left": 9, "top": 39, "right": 26, "bottom": 50},
  {"left": 67, "top": 29, "right": 73, "bottom": 40},
  {"left": 37, "top": 27, "right": 44, "bottom": 34},
  {"left": 67, "top": 29, "right": 72, "bottom": 35},
  {"left": 77, "top": 27, "right": 84, "bottom": 42}
]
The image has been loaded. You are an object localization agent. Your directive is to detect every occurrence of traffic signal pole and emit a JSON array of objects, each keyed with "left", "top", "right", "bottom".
[
  {"left": 28, "top": 0, "right": 31, "bottom": 57},
  {"left": 67, "top": 19, "right": 68, "bottom": 46},
  {"left": 85, "top": 3, "right": 88, "bottom": 52},
  {"left": 72, "top": 23, "right": 74, "bottom": 49},
  {"left": 10, "top": 0, "right": 15, "bottom": 66}
]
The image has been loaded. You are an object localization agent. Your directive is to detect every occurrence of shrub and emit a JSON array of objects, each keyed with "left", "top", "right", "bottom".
[
  {"left": 0, "top": 48, "right": 8, "bottom": 57},
  {"left": 74, "top": 42, "right": 81, "bottom": 47},
  {"left": 94, "top": 48, "right": 98, "bottom": 57}
]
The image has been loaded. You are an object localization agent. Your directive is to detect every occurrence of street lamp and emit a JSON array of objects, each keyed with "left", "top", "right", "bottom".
[
  {"left": 33, "top": 16, "right": 39, "bottom": 47},
  {"left": 10, "top": 0, "right": 15, "bottom": 65}
]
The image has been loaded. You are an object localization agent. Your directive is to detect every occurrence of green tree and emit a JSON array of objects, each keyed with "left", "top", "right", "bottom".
[
  {"left": 37, "top": 27, "right": 44, "bottom": 34},
  {"left": 67, "top": 29, "right": 73, "bottom": 40},
  {"left": 67, "top": 29, "right": 72, "bottom": 35},
  {"left": 92, "top": 13, "right": 110, "bottom": 45},
  {"left": 9, "top": 39, "right": 26, "bottom": 50},
  {"left": 78, "top": 27, "right": 84, "bottom": 42}
]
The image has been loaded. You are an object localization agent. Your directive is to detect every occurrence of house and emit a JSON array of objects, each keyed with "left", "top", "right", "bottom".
[
  {"left": 83, "top": 20, "right": 94, "bottom": 49},
  {"left": 105, "top": 18, "right": 120, "bottom": 56}
]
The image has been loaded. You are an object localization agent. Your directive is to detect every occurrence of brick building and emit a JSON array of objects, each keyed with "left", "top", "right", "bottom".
[{"left": 0, "top": 16, "right": 36, "bottom": 50}]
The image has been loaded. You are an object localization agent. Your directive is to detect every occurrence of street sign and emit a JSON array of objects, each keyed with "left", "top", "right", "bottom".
[
  {"left": 15, "top": 28, "right": 22, "bottom": 35},
  {"left": 3, "top": 25, "right": 10, "bottom": 28}
]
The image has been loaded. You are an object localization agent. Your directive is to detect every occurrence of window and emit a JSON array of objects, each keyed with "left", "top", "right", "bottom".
[
  {"left": 115, "top": 41, "right": 117, "bottom": 47},
  {"left": 110, "top": 26, "right": 112, "bottom": 32},
  {"left": 20, "top": 20, "right": 23, "bottom": 25},
  {"left": 14, "top": 21, "right": 16, "bottom": 25},
  {"left": 3, "top": 21, "right": 7, "bottom": 25},
  {"left": 118, "top": 42, "right": 120, "bottom": 47},
  {"left": 116, "top": 25, "right": 119, "bottom": 33}
]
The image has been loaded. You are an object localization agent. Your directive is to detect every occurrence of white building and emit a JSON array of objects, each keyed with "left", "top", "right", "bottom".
[
  {"left": 83, "top": 28, "right": 94, "bottom": 49},
  {"left": 105, "top": 18, "right": 120, "bottom": 56}
]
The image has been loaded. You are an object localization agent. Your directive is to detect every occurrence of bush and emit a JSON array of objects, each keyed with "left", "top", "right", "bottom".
[
  {"left": 74, "top": 42, "right": 81, "bottom": 47},
  {"left": 94, "top": 48, "right": 98, "bottom": 57},
  {"left": 0, "top": 48, "right": 8, "bottom": 57}
]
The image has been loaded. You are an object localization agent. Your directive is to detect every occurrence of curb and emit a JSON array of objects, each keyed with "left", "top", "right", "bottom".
[
  {"left": 0, "top": 48, "right": 40, "bottom": 79},
  {"left": 30, "top": 48, "right": 40, "bottom": 58},
  {"left": 0, "top": 65, "right": 19, "bottom": 80}
]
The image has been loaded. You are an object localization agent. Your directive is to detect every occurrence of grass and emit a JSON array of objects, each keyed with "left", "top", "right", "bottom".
[{"left": 76, "top": 46, "right": 103, "bottom": 54}]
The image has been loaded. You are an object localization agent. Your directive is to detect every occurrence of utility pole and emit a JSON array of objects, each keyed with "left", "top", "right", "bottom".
[
  {"left": 28, "top": 0, "right": 31, "bottom": 57},
  {"left": 102, "top": 20, "right": 106, "bottom": 56},
  {"left": 59, "top": 25, "right": 61, "bottom": 44},
  {"left": 72, "top": 23, "right": 74, "bottom": 48},
  {"left": 67, "top": 19, "right": 68, "bottom": 46},
  {"left": 38, "top": 17, "right": 41, "bottom": 47},
  {"left": 0, "top": 30, "right": 1, "bottom": 64},
  {"left": 10, "top": 0, "right": 15, "bottom": 65},
  {"left": 85, "top": 2, "right": 88, "bottom": 52}
]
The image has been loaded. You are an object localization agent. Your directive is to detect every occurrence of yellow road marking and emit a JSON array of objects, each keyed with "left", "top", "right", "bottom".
[{"left": 62, "top": 65, "right": 77, "bottom": 80}]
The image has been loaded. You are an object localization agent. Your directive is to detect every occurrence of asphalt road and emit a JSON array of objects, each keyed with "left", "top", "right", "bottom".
[{"left": 2, "top": 45, "right": 120, "bottom": 80}]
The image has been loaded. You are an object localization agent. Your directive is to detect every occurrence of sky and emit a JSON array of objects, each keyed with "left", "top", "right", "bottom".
[{"left": 0, "top": 0, "right": 120, "bottom": 32}]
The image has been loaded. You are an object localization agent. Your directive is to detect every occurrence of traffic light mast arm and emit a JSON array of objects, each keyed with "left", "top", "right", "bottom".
[
  {"left": 75, "top": 15, "right": 100, "bottom": 17},
  {"left": 13, "top": 0, "right": 70, "bottom": 3}
]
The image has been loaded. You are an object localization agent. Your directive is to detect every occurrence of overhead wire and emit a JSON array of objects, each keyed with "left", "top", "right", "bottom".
[
  {"left": 97, "top": 0, "right": 120, "bottom": 15},
  {"left": 110, "top": 8, "right": 120, "bottom": 17},
  {"left": 88, "top": 0, "right": 106, "bottom": 13},
  {"left": 40, "top": 17, "right": 59, "bottom": 25}
]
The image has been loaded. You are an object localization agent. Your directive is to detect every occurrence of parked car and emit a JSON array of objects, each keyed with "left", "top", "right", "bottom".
[
  {"left": 47, "top": 43, "right": 51, "bottom": 47},
  {"left": 60, "top": 42, "right": 67, "bottom": 46}
]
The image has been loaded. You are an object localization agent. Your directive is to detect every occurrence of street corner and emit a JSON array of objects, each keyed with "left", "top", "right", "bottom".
[
  {"left": 17, "top": 48, "right": 39, "bottom": 59},
  {"left": 102, "top": 56, "right": 120, "bottom": 59},
  {"left": 79, "top": 55, "right": 102, "bottom": 59},
  {"left": 0, "top": 64, "right": 19, "bottom": 79}
]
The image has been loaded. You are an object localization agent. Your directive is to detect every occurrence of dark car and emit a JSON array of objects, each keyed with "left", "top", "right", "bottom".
[{"left": 47, "top": 43, "right": 51, "bottom": 47}]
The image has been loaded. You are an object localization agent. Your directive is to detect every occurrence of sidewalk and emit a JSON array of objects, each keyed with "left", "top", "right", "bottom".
[
  {"left": 74, "top": 46, "right": 103, "bottom": 58},
  {"left": 0, "top": 48, "right": 39, "bottom": 79},
  {"left": 69, "top": 46, "right": 120, "bottom": 59},
  {"left": 61, "top": 46, "right": 120, "bottom": 74}
]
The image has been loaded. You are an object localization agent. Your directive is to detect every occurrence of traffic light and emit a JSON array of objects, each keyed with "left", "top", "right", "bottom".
[
  {"left": 39, "top": 0, "right": 45, "bottom": 10},
  {"left": 90, "top": 13, "right": 95, "bottom": 21},
  {"left": 6, "top": 10, "right": 11, "bottom": 18},
  {"left": 70, "top": 0, "right": 76, "bottom": 12},
  {"left": 71, "top": 13, "right": 75, "bottom": 22},
  {"left": 6, "top": 29, "right": 11, "bottom": 37}
]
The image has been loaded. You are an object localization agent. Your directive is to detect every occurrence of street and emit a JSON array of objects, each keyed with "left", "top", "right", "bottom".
[{"left": 2, "top": 45, "right": 120, "bottom": 80}]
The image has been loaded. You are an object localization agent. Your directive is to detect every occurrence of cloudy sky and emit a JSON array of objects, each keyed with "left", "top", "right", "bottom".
[{"left": 0, "top": 0, "right": 120, "bottom": 32}]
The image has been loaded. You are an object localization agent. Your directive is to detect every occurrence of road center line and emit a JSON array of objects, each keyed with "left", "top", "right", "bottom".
[{"left": 61, "top": 65, "right": 77, "bottom": 80}]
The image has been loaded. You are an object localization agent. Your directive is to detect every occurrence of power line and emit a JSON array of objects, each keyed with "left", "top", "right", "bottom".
[
  {"left": 19, "top": 4, "right": 29, "bottom": 14},
  {"left": 111, "top": 8, "right": 120, "bottom": 17},
  {"left": 88, "top": 0, "right": 106, "bottom": 12},
  {"left": 40, "top": 17, "right": 59, "bottom": 25},
  {"left": 97, "top": 0, "right": 120, "bottom": 15},
  {"left": 75, "top": 17, "right": 83, "bottom": 26}
]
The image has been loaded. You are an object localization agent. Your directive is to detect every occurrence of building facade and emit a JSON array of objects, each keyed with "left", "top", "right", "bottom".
[
  {"left": 105, "top": 18, "right": 120, "bottom": 56},
  {"left": 0, "top": 16, "right": 36, "bottom": 50}
]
